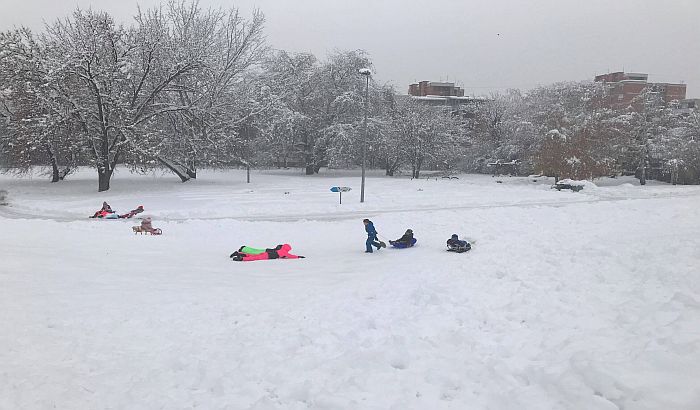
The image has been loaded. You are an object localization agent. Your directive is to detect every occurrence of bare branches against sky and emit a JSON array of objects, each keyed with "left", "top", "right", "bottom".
[{"left": 1, "top": 0, "right": 698, "bottom": 96}]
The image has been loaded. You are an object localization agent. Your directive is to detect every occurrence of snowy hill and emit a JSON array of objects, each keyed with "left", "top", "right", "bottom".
[{"left": 1, "top": 170, "right": 699, "bottom": 409}]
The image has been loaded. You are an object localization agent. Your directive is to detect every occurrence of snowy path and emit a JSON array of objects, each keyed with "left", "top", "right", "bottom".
[
  {"left": 1, "top": 180, "right": 698, "bottom": 223},
  {"left": 2, "top": 171, "right": 700, "bottom": 409},
  {"left": 0, "top": 194, "right": 643, "bottom": 222}
]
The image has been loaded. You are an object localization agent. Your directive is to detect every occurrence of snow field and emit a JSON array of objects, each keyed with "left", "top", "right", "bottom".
[{"left": 1, "top": 170, "right": 699, "bottom": 409}]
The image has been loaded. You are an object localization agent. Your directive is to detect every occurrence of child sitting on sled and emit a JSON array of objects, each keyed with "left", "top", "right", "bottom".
[
  {"left": 133, "top": 217, "right": 162, "bottom": 235},
  {"left": 90, "top": 202, "right": 115, "bottom": 218},
  {"left": 389, "top": 229, "right": 416, "bottom": 248},
  {"left": 447, "top": 234, "right": 470, "bottom": 252}
]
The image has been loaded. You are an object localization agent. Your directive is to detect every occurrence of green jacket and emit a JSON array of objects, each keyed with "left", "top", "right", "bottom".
[{"left": 239, "top": 246, "right": 266, "bottom": 255}]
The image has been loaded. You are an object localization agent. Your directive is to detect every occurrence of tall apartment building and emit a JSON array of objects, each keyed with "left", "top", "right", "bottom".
[{"left": 594, "top": 72, "right": 686, "bottom": 110}]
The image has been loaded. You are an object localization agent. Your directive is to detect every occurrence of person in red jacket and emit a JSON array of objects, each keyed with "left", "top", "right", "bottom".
[
  {"left": 232, "top": 244, "right": 304, "bottom": 262},
  {"left": 90, "top": 202, "right": 115, "bottom": 218}
]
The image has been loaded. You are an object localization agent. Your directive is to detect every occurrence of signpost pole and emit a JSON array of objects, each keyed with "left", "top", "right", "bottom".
[{"left": 330, "top": 186, "right": 351, "bottom": 205}]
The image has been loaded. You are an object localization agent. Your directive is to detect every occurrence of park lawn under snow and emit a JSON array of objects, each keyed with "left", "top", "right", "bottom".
[{"left": 1, "top": 169, "right": 699, "bottom": 410}]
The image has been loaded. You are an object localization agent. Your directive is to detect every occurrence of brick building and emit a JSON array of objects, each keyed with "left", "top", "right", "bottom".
[
  {"left": 408, "top": 81, "right": 465, "bottom": 97},
  {"left": 594, "top": 72, "right": 686, "bottom": 110}
]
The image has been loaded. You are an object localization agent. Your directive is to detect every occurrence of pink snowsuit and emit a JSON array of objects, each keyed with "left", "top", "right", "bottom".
[{"left": 241, "top": 244, "right": 302, "bottom": 261}]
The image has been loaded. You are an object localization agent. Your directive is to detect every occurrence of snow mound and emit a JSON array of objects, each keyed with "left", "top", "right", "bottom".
[{"left": 557, "top": 179, "right": 598, "bottom": 189}]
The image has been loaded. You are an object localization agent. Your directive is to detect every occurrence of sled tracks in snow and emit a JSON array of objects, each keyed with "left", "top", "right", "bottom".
[
  {"left": 1, "top": 191, "right": 699, "bottom": 223},
  {"left": 0, "top": 205, "right": 82, "bottom": 222}
]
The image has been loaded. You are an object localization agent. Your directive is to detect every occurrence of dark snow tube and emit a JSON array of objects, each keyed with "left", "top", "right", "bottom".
[
  {"left": 447, "top": 243, "right": 471, "bottom": 253},
  {"left": 390, "top": 238, "right": 417, "bottom": 248}
]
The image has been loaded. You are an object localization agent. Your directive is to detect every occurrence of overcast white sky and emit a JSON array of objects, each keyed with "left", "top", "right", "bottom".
[{"left": 1, "top": 0, "right": 698, "bottom": 97}]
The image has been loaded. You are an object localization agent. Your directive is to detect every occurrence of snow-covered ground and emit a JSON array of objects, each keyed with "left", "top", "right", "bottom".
[{"left": 1, "top": 169, "right": 699, "bottom": 409}]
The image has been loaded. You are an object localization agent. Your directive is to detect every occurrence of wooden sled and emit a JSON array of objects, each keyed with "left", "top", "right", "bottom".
[{"left": 132, "top": 226, "right": 162, "bottom": 235}]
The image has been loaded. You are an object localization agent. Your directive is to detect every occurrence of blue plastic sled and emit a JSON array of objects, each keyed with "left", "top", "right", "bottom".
[{"left": 390, "top": 238, "right": 417, "bottom": 248}]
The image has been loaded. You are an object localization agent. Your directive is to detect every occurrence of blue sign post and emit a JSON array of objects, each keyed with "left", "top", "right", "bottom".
[{"left": 330, "top": 186, "right": 352, "bottom": 204}]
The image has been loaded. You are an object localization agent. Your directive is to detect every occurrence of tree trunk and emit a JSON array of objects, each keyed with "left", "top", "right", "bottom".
[
  {"left": 385, "top": 157, "right": 400, "bottom": 177},
  {"left": 155, "top": 156, "right": 192, "bottom": 182},
  {"left": 98, "top": 168, "right": 112, "bottom": 192},
  {"left": 304, "top": 147, "right": 315, "bottom": 175},
  {"left": 58, "top": 167, "right": 71, "bottom": 181},
  {"left": 414, "top": 157, "right": 423, "bottom": 179},
  {"left": 45, "top": 143, "right": 61, "bottom": 183},
  {"left": 247, "top": 164, "right": 251, "bottom": 183},
  {"left": 50, "top": 160, "right": 60, "bottom": 183},
  {"left": 638, "top": 158, "right": 646, "bottom": 186},
  {"left": 171, "top": 168, "right": 191, "bottom": 182},
  {"left": 670, "top": 163, "right": 678, "bottom": 185},
  {"left": 186, "top": 158, "right": 197, "bottom": 179}
]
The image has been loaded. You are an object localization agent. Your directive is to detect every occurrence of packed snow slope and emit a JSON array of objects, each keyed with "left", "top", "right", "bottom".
[{"left": 1, "top": 169, "right": 699, "bottom": 410}]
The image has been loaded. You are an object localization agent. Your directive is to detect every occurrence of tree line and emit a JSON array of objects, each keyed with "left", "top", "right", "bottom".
[
  {"left": 466, "top": 83, "right": 700, "bottom": 185},
  {"left": 1, "top": 1, "right": 698, "bottom": 190}
]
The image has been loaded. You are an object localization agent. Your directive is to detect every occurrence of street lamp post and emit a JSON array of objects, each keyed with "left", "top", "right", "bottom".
[{"left": 359, "top": 68, "right": 371, "bottom": 203}]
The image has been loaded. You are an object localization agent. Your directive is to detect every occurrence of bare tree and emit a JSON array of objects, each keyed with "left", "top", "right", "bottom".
[
  {"left": 392, "top": 98, "right": 461, "bottom": 179},
  {"left": 0, "top": 28, "right": 81, "bottom": 182}
]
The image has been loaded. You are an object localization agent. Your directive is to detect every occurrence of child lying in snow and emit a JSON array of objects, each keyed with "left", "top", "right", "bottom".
[
  {"left": 230, "top": 244, "right": 304, "bottom": 261},
  {"left": 90, "top": 203, "right": 145, "bottom": 219}
]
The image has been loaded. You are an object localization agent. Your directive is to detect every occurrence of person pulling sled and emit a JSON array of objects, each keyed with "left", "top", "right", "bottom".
[
  {"left": 363, "top": 219, "right": 386, "bottom": 253},
  {"left": 447, "top": 234, "right": 471, "bottom": 253}
]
